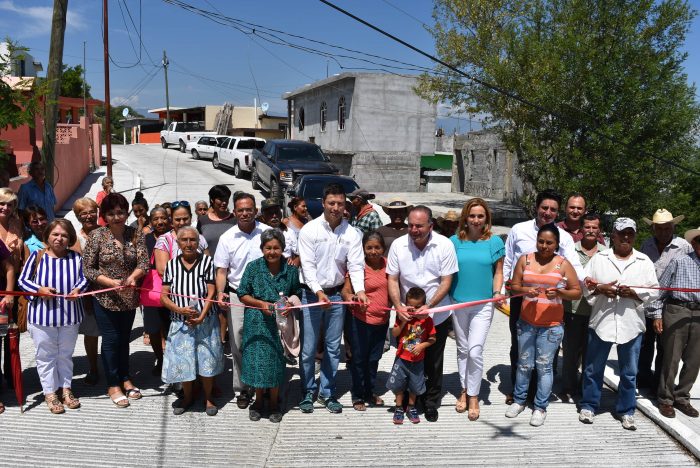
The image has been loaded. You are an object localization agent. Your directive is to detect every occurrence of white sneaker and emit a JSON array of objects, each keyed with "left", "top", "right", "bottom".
[
  {"left": 505, "top": 402, "right": 526, "bottom": 418},
  {"left": 530, "top": 409, "right": 547, "bottom": 427},
  {"left": 579, "top": 409, "right": 595, "bottom": 424},
  {"left": 620, "top": 414, "right": 636, "bottom": 431}
]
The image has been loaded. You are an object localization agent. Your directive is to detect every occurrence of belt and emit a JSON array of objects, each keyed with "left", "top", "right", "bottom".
[
  {"left": 668, "top": 298, "right": 700, "bottom": 310},
  {"left": 302, "top": 284, "right": 343, "bottom": 296}
]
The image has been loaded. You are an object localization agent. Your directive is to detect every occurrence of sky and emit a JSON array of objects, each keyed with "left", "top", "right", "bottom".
[{"left": 1, "top": 0, "right": 699, "bottom": 133}]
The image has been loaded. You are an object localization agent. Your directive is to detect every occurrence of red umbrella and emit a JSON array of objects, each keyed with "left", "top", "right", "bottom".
[{"left": 7, "top": 324, "right": 24, "bottom": 413}]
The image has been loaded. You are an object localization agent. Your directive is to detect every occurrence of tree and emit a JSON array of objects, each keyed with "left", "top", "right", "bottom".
[
  {"left": 60, "top": 64, "right": 91, "bottom": 99},
  {"left": 418, "top": 0, "right": 700, "bottom": 221},
  {"left": 0, "top": 38, "right": 44, "bottom": 131}
]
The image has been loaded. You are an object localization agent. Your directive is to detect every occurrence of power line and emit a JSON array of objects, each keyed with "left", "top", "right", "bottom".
[{"left": 318, "top": 0, "right": 700, "bottom": 176}]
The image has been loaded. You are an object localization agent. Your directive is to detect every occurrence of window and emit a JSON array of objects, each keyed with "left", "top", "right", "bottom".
[
  {"left": 337, "top": 96, "right": 346, "bottom": 131},
  {"left": 298, "top": 106, "right": 305, "bottom": 132},
  {"left": 320, "top": 101, "right": 327, "bottom": 132}
]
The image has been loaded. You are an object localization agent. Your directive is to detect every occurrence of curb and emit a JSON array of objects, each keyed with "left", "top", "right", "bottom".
[{"left": 603, "top": 366, "right": 700, "bottom": 460}]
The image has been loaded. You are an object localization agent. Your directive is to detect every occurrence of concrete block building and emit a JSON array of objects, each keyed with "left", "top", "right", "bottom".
[{"left": 283, "top": 73, "right": 436, "bottom": 192}]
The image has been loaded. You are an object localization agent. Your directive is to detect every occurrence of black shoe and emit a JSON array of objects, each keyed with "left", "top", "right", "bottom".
[
  {"left": 425, "top": 407, "right": 439, "bottom": 422},
  {"left": 206, "top": 406, "right": 219, "bottom": 416},
  {"left": 249, "top": 407, "right": 262, "bottom": 421},
  {"left": 269, "top": 411, "right": 283, "bottom": 423}
]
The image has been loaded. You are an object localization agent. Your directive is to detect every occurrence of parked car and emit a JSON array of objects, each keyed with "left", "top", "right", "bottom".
[
  {"left": 160, "top": 122, "right": 215, "bottom": 153},
  {"left": 212, "top": 136, "right": 266, "bottom": 178},
  {"left": 251, "top": 140, "right": 339, "bottom": 199},
  {"left": 284, "top": 174, "right": 359, "bottom": 219},
  {"left": 185, "top": 135, "right": 228, "bottom": 160}
]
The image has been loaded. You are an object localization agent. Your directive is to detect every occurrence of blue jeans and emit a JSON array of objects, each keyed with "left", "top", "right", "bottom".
[
  {"left": 348, "top": 314, "right": 389, "bottom": 401},
  {"left": 299, "top": 289, "right": 345, "bottom": 399},
  {"left": 514, "top": 320, "right": 564, "bottom": 410},
  {"left": 92, "top": 299, "right": 136, "bottom": 387},
  {"left": 580, "top": 330, "right": 642, "bottom": 416}
]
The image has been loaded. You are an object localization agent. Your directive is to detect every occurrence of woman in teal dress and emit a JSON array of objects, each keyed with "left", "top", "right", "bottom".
[{"left": 238, "top": 228, "right": 301, "bottom": 423}]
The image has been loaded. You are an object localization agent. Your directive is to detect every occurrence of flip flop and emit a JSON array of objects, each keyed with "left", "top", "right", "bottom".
[
  {"left": 110, "top": 393, "right": 130, "bottom": 408},
  {"left": 125, "top": 388, "right": 143, "bottom": 400}
]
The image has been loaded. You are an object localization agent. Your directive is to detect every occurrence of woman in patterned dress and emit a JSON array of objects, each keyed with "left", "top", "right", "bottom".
[
  {"left": 160, "top": 226, "right": 223, "bottom": 416},
  {"left": 238, "top": 229, "right": 301, "bottom": 423}
]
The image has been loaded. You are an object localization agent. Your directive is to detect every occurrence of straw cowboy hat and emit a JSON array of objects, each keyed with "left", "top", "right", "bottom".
[
  {"left": 380, "top": 198, "right": 413, "bottom": 214},
  {"left": 437, "top": 210, "right": 460, "bottom": 224},
  {"left": 643, "top": 209, "right": 685, "bottom": 226},
  {"left": 685, "top": 227, "right": 700, "bottom": 243}
]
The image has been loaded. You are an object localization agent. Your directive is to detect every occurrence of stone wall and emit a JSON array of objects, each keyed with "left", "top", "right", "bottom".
[{"left": 453, "top": 130, "right": 524, "bottom": 202}]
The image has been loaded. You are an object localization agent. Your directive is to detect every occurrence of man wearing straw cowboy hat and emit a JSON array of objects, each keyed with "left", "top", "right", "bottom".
[
  {"left": 638, "top": 209, "right": 692, "bottom": 394},
  {"left": 436, "top": 210, "right": 460, "bottom": 238},
  {"left": 651, "top": 226, "right": 700, "bottom": 418},
  {"left": 377, "top": 199, "right": 412, "bottom": 253}
]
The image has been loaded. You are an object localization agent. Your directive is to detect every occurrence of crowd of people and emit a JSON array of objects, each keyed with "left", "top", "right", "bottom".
[{"left": 0, "top": 170, "right": 698, "bottom": 431}]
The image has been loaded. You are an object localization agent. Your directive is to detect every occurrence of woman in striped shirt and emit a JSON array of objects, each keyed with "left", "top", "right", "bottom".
[
  {"left": 160, "top": 226, "right": 222, "bottom": 416},
  {"left": 19, "top": 219, "right": 88, "bottom": 414},
  {"left": 506, "top": 224, "right": 581, "bottom": 427}
]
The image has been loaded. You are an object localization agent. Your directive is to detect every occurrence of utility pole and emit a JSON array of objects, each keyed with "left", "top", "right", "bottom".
[
  {"left": 42, "top": 0, "right": 68, "bottom": 185},
  {"left": 163, "top": 50, "right": 170, "bottom": 126},
  {"left": 103, "top": 0, "right": 112, "bottom": 177},
  {"left": 82, "top": 41, "right": 86, "bottom": 118}
]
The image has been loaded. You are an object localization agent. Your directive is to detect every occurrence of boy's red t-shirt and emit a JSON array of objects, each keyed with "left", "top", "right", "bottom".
[{"left": 395, "top": 316, "right": 436, "bottom": 362}]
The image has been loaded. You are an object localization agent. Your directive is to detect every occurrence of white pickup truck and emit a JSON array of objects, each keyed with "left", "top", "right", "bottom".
[
  {"left": 212, "top": 136, "right": 266, "bottom": 178},
  {"left": 160, "top": 122, "right": 215, "bottom": 153}
]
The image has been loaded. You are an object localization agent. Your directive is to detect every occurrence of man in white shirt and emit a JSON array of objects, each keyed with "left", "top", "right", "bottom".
[
  {"left": 503, "top": 189, "right": 583, "bottom": 402},
  {"left": 637, "top": 208, "right": 691, "bottom": 393},
  {"left": 297, "top": 183, "right": 368, "bottom": 414},
  {"left": 387, "top": 205, "right": 458, "bottom": 422},
  {"left": 214, "top": 192, "right": 270, "bottom": 409},
  {"left": 578, "top": 218, "right": 659, "bottom": 430}
]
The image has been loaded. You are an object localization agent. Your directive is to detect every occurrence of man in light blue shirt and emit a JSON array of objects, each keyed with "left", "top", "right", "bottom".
[{"left": 17, "top": 161, "right": 57, "bottom": 221}]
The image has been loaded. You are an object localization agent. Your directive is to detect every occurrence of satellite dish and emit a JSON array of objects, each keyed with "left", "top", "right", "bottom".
[
  {"left": 261, "top": 102, "right": 269, "bottom": 113},
  {"left": 122, "top": 107, "right": 130, "bottom": 118}
]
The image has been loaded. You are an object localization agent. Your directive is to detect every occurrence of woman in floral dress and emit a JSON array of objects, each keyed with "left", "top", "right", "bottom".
[{"left": 238, "top": 229, "right": 301, "bottom": 423}]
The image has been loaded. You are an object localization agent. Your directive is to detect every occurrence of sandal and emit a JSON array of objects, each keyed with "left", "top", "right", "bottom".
[
  {"left": 109, "top": 391, "right": 130, "bottom": 408},
  {"left": 143, "top": 332, "right": 150, "bottom": 345},
  {"left": 125, "top": 387, "right": 143, "bottom": 400},
  {"left": 352, "top": 400, "right": 366, "bottom": 412},
  {"left": 468, "top": 395, "right": 480, "bottom": 421},
  {"left": 455, "top": 390, "right": 467, "bottom": 413},
  {"left": 45, "top": 393, "right": 65, "bottom": 414},
  {"left": 369, "top": 394, "right": 384, "bottom": 407},
  {"left": 61, "top": 388, "right": 81, "bottom": 409},
  {"left": 0, "top": 401, "right": 5, "bottom": 414}
]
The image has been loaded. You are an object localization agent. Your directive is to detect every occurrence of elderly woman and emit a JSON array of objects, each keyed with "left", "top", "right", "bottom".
[
  {"left": 507, "top": 224, "right": 581, "bottom": 427},
  {"left": 22, "top": 205, "right": 48, "bottom": 254},
  {"left": 0, "top": 187, "right": 23, "bottom": 391},
  {"left": 96, "top": 176, "right": 114, "bottom": 226},
  {"left": 238, "top": 229, "right": 301, "bottom": 423},
  {"left": 578, "top": 218, "right": 659, "bottom": 431},
  {"left": 449, "top": 198, "right": 505, "bottom": 421},
  {"left": 18, "top": 219, "right": 88, "bottom": 413},
  {"left": 160, "top": 226, "right": 223, "bottom": 416},
  {"left": 83, "top": 192, "right": 149, "bottom": 408},
  {"left": 71, "top": 197, "right": 102, "bottom": 385}
]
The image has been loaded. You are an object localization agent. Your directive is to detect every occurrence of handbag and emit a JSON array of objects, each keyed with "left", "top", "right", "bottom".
[
  {"left": 139, "top": 251, "right": 162, "bottom": 307},
  {"left": 16, "top": 248, "right": 45, "bottom": 333}
]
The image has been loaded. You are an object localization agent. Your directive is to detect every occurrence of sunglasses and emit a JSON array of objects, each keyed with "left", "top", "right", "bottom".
[{"left": 171, "top": 200, "right": 190, "bottom": 209}]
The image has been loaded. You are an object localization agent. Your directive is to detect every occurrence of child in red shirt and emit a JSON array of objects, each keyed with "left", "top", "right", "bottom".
[{"left": 386, "top": 287, "right": 436, "bottom": 424}]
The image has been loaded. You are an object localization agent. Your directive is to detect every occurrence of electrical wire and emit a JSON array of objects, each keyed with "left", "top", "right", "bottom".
[{"left": 318, "top": 0, "right": 700, "bottom": 176}]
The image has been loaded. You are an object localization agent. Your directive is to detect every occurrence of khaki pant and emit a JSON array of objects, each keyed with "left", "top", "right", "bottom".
[
  {"left": 227, "top": 292, "right": 249, "bottom": 393},
  {"left": 657, "top": 303, "right": 700, "bottom": 406}
]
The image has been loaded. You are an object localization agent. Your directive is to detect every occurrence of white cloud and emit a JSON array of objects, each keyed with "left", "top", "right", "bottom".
[
  {"left": 0, "top": 0, "right": 87, "bottom": 37},
  {"left": 111, "top": 95, "right": 140, "bottom": 107}
]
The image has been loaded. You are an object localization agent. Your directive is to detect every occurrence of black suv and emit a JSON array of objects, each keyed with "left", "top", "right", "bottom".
[{"left": 250, "top": 140, "right": 338, "bottom": 198}]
